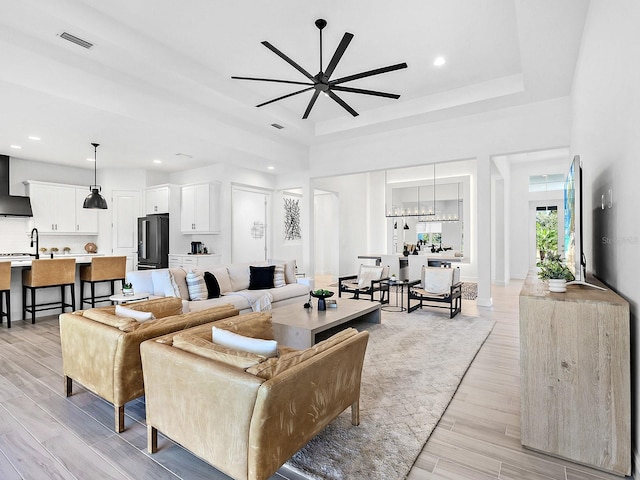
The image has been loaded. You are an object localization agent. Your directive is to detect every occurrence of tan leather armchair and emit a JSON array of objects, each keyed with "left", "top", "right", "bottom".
[
  {"left": 141, "top": 314, "right": 369, "bottom": 480},
  {"left": 59, "top": 297, "right": 239, "bottom": 432}
]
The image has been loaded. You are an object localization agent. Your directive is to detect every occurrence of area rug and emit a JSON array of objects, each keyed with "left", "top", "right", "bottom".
[
  {"left": 462, "top": 282, "right": 478, "bottom": 300},
  {"left": 283, "top": 309, "right": 495, "bottom": 480}
]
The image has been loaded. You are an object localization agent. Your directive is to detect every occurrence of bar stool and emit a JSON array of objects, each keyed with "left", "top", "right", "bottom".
[
  {"left": 0, "top": 262, "right": 11, "bottom": 328},
  {"left": 80, "top": 256, "right": 126, "bottom": 308},
  {"left": 22, "top": 258, "right": 76, "bottom": 324}
]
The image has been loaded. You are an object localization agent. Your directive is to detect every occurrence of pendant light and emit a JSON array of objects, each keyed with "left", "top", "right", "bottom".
[{"left": 83, "top": 142, "right": 108, "bottom": 209}]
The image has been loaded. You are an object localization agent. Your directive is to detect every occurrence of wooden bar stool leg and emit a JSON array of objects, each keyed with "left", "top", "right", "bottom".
[
  {"left": 6, "top": 291, "right": 10, "bottom": 328},
  {"left": 70, "top": 284, "right": 75, "bottom": 311},
  {"left": 90, "top": 282, "right": 95, "bottom": 308}
]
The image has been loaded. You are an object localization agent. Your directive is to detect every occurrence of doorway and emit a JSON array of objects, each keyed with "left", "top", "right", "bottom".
[
  {"left": 231, "top": 186, "right": 269, "bottom": 263},
  {"left": 313, "top": 189, "right": 339, "bottom": 283},
  {"left": 534, "top": 205, "right": 559, "bottom": 262},
  {"left": 112, "top": 190, "right": 141, "bottom": 272}
]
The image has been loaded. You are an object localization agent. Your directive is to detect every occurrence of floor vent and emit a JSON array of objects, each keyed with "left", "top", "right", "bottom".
[
  {"left": 59, "top": 32, "right": 94, "bottom": 49},
  {"left": 271, "top": 123, "right": 284, "bottom": 130}
]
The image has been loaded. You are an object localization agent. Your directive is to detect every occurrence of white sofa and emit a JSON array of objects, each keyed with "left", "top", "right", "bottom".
[{"left": 127, "top": 260, "right": 311, "bottom": 313}]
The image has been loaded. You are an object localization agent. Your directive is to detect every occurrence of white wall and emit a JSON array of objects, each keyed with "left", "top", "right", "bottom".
[{"left": 570, "top": 0, "right": 640, "bottom": 469}]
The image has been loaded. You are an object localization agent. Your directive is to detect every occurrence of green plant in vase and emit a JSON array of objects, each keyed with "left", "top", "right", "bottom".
[
  {"left": 122, "top": 282, "right": 134, "bottom": 296},
  {"left": 537, "top": 253, "right": 574, "bottom": 292}
]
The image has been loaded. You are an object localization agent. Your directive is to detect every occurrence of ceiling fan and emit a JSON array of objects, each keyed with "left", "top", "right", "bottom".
[{"left": 232, "top": 19, "right": 408, "bottom": 119}]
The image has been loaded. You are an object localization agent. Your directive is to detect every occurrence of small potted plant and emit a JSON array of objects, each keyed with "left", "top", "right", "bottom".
[
  {"left": 537, "top": 253, "right": 575, "bottom": 292},
  {"left": 122, "top": 282, "right": 134, "bottom": 296}
]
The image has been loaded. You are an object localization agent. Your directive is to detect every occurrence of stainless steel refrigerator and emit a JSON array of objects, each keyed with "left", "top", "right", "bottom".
[{"left": 137, "top": 214, "right": 169, "bottom": 269}]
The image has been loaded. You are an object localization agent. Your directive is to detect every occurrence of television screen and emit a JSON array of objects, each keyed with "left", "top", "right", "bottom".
[{"left": 564, "top": 155, "right": 584, "bottom": 281}]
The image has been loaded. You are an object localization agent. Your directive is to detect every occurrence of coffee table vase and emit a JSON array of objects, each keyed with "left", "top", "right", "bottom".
[{"left": 317, "top": 298, "right": 326, "bottom": 311}]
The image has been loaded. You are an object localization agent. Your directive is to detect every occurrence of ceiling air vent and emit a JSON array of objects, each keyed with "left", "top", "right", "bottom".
[
  {"left": 59, "top": 32, "right": 94, "bottom": 49},
  {"left": 271, "top": 123, "right": 284, "bottom": 130}
]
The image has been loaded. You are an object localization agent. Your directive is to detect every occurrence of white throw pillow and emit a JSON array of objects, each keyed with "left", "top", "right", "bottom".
[
  {"left": 186, "top": 270, "right": 208, "bottom": 301},
  {"left": 151, "top": 270, "right": 181, "bottom": 297},
  {"left": 115, "top": 305, "right": 155, "bottom": 322},
  {"left": 357, "top": 265, "right": 383, "bottom": 288},
  {"left": 273, "top": 265, "right": 286, "bottom": 288},
  {"left": 211, "top": 326, "right": 278, "bottom": 358},
  {"left": 210, "top": 267, "right": 232, "bottom": 294}
]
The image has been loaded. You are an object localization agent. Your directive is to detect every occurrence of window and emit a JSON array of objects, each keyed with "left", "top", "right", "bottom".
[{"left": 529, "top": 174, "right": 564, "bottom": 192}]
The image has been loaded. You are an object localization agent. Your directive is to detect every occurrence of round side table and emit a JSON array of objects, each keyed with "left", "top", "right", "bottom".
[{"left": 108, "top": 292, "right": 150, "bottom": 304}]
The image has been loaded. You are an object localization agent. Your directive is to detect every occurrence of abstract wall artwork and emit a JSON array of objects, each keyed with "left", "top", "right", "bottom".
[{"left": 283, "top": 195, "right": 302, "bottom": 241}]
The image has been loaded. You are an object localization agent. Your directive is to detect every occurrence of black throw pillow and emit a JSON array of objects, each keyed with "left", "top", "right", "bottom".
[
  {"left": 203, "top": 271, "right": 221, "bottom": 299},
  {"left": 249, "top": 265, "right": 275, "bottom": 290}
]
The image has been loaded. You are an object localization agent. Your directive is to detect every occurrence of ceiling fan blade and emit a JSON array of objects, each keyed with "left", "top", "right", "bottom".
[
  {"left": 302, "top": 90, "right": 321, "bottom": 119},
  {"left": 262, "top": 41, "right": 316, "bottom": 82},
  {"left": 330, "top": 62, "right": 408, "bottom": 86},
  {"left": 331, "top": 85, "right": 401, "bottom": 99},
  {"left": 231, "top": 76, "right": 314, "bottom": 86},
  {"left": 327, "top": 90, "right": 359, "bottom": 117},
  {"left": 323, "top": 32, "right": 354, "bottom": 79},
  {"left": 256, "top": 87, "right": 314, "bottom": 108}
]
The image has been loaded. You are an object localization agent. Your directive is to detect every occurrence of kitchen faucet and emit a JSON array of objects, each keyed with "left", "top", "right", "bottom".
[{"left": 30, "top": 227, "right": 39, "bottom": 259}]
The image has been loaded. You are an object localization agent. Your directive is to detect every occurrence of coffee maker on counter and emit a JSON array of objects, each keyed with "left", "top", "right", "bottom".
[{"left": 190, "top": 241, "right": 204, "bottom": 254}]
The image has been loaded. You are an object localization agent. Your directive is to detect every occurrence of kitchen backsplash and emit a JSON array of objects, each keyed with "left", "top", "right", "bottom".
[{"left": 0, "top": 217, "right": 99, "bottom": 254}]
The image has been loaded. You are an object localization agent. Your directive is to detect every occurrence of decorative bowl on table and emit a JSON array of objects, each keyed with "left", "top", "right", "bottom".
[{"left": 310, "top": 290, "right": 334, "bottom": 311}]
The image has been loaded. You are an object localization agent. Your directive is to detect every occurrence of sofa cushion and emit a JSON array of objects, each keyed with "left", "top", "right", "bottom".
[
  {"left": 210, "top": 267, "right": 232, "bottom": 294},
  {"left": 115, "top": 305, "right": 154, "bottom": 322},
  {"left": 186, "top": 270, "right": 208, "bottom": 301},
  {"left": 267, "top": 283, "right": 310, "bottom": 303},
  {"left": 173, "top": 333, "right": 265, "bottom": 369},
  {"left": 151, "top": 269, "right": 181, "bottom": 297},
  {"left": 204, "top": 271, "right": 221, "bottom": 298},
  {"left": 227, "top": 263, "right": 251, "bottom": 291},
  {"left": 82, "top": 297, "right": 184, "bottom": 332},
  {"left": 83, "top": 309, "right": 139, "bottom": 332},
  {"left": 249, "top": 265, "right": 275, "bottom": 290},
  {"left": 247, "top": 328, "right": 358, "bottom": 379},
  {"left": 213, "top": 311, "right": 275, "bottom": 340},
  {"left": 273, "top": 265, "right": 286, "bottom": 288},
  {"left": 212, "top": 326, "right": 278, "bottom": 358}
]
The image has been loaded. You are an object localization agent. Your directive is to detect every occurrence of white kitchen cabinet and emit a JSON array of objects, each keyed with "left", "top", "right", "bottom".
[
  {"left": 25, "top": 181, "right": 99, "bottom": 234},
  {"left": 180, "top": 182, "right": 220, "bottom": 234},
  {"left": 168, "top": 254, "right": 221, "bottom": 271},
  {"left": 145, "top": 185, "right": 171, "bottom": 214},
  {"left": 75, "top": 187, "right": 98, "bottom": 233}
]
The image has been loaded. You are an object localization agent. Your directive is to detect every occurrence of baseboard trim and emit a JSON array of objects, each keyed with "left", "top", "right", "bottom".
[{"left": 476, "top": 296, "right": 493, "bottom": 307}]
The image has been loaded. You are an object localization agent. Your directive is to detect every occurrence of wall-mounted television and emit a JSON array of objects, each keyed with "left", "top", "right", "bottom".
[
  {"left": 564, "top": 155, "right": 605, "bottom": 290},
  {"left": 563, "top": 155, "right": 584, "bottom": 281}
]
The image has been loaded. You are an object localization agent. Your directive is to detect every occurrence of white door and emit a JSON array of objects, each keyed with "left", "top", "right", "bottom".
[
  {"left": 232, "top": 187, "right": 269, "bottom": 263},
  {"left": 112, "top": 190, "right": 141, "bottom": 272}
]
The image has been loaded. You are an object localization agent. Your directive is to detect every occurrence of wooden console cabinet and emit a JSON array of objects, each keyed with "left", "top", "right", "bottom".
[{"left": 519, "top": 273, "right": 630, "bottom": 476}]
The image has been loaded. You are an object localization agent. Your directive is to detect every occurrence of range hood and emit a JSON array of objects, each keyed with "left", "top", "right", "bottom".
[{"left": 0, "top": 155, "right": 33, "bottom": 217}]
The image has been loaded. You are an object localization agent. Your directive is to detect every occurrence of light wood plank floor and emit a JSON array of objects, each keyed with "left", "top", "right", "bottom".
[{"left": 0, "top": 282, "right": 629, "bottom": 479}]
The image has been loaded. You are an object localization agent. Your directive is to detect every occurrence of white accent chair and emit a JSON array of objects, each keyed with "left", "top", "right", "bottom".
[
  {"left": 338, "top": 264, "right": 389, "bottom": 301},
  {"left": 407, "top": 266, "right": 462, "bottom": 318}
]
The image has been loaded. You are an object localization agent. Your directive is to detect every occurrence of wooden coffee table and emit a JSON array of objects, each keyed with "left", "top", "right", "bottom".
[{"left": 271, "top": 297, "right": 381, "bottom": 349}]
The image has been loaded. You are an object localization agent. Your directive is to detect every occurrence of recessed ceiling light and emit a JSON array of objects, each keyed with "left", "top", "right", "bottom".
[
  {"left": 433, "top": 56, "right": 446, "bottom": 67},
  {"left": 267, "top": 166, "right": 275, "bottom": 170},
  {"left": 28, "top": 136, "right": 41, "bottom": 141},
  {"left": 153, "top": 159, "right": 162, "bottom": 164},
  {"left": 10, "top": 145, "right": 22, "bottom": 149}
]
